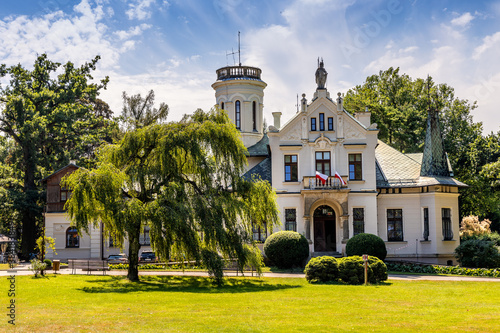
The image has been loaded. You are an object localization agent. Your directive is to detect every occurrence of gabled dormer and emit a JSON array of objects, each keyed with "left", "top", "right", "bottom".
[{"left": 42, "top": 163, "right": 79, "bottom": 212}]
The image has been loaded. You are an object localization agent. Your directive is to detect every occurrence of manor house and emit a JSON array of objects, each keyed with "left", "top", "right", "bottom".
[{"left": 44, "top": 60, "right": 465, "bottom": 264}]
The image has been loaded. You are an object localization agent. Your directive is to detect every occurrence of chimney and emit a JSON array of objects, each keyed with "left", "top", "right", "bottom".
[
  {"left": 272, "top": 111, "right": 282, "bottom": 129},
  {"left": 355, "top": 106, "right": 372, "bottom": 128}
]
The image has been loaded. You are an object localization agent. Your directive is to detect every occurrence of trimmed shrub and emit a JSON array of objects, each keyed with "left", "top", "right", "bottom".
[
  {"left": 368, "top": 256, "right": 388, "bottom": 282},
  {"left": 454, "top": 239, "right": 500, "bottom": 268},
  {"left": 345, "top": 233, "right": 387, "bottom": 261},
  {"left": 264, "top": 231, "right": 309, "bottom": 269},
  {"left": 44, "top": 259, "right": 52, "bottom": 268},
  {"left": 305, "top": 256, "right": 339, "bottom": 283},
  {"left": 338, "top": 256, "right": 368, "bottom": 285}
]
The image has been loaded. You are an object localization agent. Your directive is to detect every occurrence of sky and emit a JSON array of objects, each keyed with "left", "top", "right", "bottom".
[{"left": 0, "top": 0, "right": 499, "bottom": 134}]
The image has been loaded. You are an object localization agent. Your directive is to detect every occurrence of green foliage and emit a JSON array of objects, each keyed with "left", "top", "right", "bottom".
[
  {"left": 368, "top": 256, "right": 388, "bottom": 282},
  {"left": 338, "top": 256, "right": 368, "bottom": 285},
  {"left": 337, "top": 256, "right": 387, "bottom": 285},
  {"left": 454, "top": 239, "right": 500, "bottom": 268},
  {"left": 29, "top": 259, "right": 47, "bottom": 277},
  {"left": 35, "top": 233, "right": 57, "bottom": 256},
  {"left": 43, "top": 259, "right": 52, "bottom": 268},
  {"left": 63, "top": 108, "right": 279, "bottom": 282},
  {"left": 121, "top": 90, "right": 169, "bottom": 130},
  {"left": 263, "top": 231, "right": 310, "bottom": 269},
  {"left": 304, "top": 256, "right": 339, "bottom": 283},
  {"left": 345, "top": 233, "right": 387, "bottom": 260},
  {"left": 0, "top": 54, "right": 116, "bottom": 257},
  {"left": 386, "top": 262, "right": 500, "bottom": 278},
  {"left": 202, "top": 249, "right": 224, "bottom": 286}
]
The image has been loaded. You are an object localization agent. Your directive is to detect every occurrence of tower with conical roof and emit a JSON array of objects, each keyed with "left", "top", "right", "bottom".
[
  {"left": 420, "top": 105, "right": 450, "bottom": 177},
  {"left": 212, "top": 64, "right": 266, "bottom": 148}
]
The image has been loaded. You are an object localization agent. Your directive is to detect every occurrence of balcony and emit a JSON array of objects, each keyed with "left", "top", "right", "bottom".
[
  {"left": 216, "top": 66, "right": 262, "bottom": 80},
  {"left": 303, "top": 176, "right": 348, "bottom": 190}
]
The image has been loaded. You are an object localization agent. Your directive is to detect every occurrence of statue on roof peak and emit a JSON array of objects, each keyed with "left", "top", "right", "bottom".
[{"left": 315, "top": 57, "right": 327, "bottom": 89}]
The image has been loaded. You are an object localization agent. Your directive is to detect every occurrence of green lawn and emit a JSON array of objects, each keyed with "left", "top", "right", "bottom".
[{"left": 1, "top": 275, "right": 499, "bottom": 332}]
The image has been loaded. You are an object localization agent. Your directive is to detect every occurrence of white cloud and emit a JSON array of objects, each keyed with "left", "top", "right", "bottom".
[
  {"left": 451, "top": 12, "right": 474, "bottom": 27},
  {"left": 114, "top": 23, "right": 152, "bottom": 40},
  {"left": 473, "top": 31, "right": 500, "bottom": 60},
  {"left": 126, "top": 0, "right": 156, "bottom": 20}
]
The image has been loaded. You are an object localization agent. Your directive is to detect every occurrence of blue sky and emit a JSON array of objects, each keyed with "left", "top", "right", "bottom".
[{"left": 1, "top": 0, "right": 499, "bottom": 133}]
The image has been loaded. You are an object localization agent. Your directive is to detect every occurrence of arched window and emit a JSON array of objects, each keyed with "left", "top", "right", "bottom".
[
  {"left": 221, "top": 102, "right": 225, "bottom": 110},
  {"left": 66, "top": 227, "right": 79, "bottom": 248},
  {"left": 252, "top": 101, "right": 257, "bottom": 131},
  {"left": 235, "top": 100, "right": 241, "bottom": 129}
]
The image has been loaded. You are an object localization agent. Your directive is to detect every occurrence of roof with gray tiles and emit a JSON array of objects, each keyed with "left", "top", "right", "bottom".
[
  {"left": 246, "top": 134, "right": 269, "bottom": 157},
  {"left": 242, "top": 157, "right": 272, "bottom": 183},
  {"left": 375, "top": 140, "right": 466, "bottom": 188}
]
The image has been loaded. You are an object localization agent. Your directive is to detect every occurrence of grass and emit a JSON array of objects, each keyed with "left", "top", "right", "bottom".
[
  {"left": 0, "top": 264, "right": 16, "bottom": 270},
  {"left": 1, "top": 275, "right": 499, "bottom": 332}
]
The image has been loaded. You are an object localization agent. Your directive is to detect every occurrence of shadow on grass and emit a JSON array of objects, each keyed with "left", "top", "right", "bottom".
[
  {"left": 308, "top": 280, "right": 393, "bottom": 286},
  {"left": 78, "top": 275, "right": 302, "bottom": 294}
]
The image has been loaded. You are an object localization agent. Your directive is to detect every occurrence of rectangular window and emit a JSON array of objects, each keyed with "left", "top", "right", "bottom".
[
  {"left": 442, "top": 208, "right": 453, "bottom": 240},
  {"left": 284, "top": 155, "right": 298, "bottom": 182},
  {"left": 423, "top": 208, "right": 429, "bottom": 241},
  {"left": 353, "top": 208, "right": 364, "bottom": 236},
  {"left": 235, "top": 100, "right": 241, "bottom": 129},
  {"left": 311, "top": 118, "right": 316, "bottom": 131},
  {"left": 315, "top": 151, "right": 331, "bottom": 176},
  {"left": 60, "top": 187, "right": 71, "bottom": 202},
  {"left": 328, "top": 117, "right": 333, "bottom": 131},
  {"left": 252, "top": 222, "right": 267, "bottom": 242},
  {"left": 349, "top": 153, "right": 362, "bottom": 180},
  {"left": 319, "top": 113, "right": 325, "bottom": 131},
  {"left": 285, "top": 209, "right": 297, "bottom": 232},
  {"left": 387, "top": 209, "right": 403, "bottom": 241}
]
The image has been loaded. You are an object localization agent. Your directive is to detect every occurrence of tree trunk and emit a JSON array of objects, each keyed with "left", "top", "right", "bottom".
[
  {"left": 127, "top": 228, "right": 141, "bottom": 281},
  {"left": 20, "top": 148, "right": 41, "bottom": 260}
]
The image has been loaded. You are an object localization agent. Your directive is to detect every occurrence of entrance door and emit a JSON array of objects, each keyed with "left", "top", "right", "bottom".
[{"left": 313, "top": 205, "right": 336, "bottom": 252}]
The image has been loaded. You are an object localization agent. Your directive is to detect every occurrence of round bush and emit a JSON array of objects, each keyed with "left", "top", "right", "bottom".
[
  {"left": 368, "top": 256, "right": 388, "bottom": 282},
  {"left": 338, "top": 256, "right": 368, "bottom": 285},
  {"left": 305, "top": 256, "right": 339, "bottom": 283},
  {"left": 43, "top": 259, "right": 52, "bottom": 268},
  {"left": 345, "top": 233, "right": 387, "bottom": 261},
  {"left": 454, "top": 239, "right": 500, "bottom": 268},
  {"left": 264, "top": 231, "right": 309, "bottom": 269}
]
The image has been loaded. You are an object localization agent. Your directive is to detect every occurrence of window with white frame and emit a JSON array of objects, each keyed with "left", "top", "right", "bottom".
[
  {"left": 387, "top": 209, "right": 403, "bottom": 241},
  {"left": 442, "top": 208, "right": 453, "bottom": 240}
]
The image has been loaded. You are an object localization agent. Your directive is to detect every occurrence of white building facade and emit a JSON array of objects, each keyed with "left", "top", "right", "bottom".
[{"left": 215, "top": 60, "right": 466, "bottom": 264}]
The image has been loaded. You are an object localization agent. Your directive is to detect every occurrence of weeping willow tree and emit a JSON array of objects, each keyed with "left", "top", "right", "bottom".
[{"left": 62, "top": 108, "right": 279, "bottom": 282}]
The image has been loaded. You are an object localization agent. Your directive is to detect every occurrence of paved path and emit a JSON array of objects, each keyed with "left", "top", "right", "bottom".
[{"left": 1, "top": 263, "right": 499, "bottom": 282}]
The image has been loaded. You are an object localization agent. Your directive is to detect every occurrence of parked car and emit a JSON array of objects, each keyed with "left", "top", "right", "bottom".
[
  {"left": 107, "top": 253, "right": 128, "bottom": 264},
  {"left": 139, "top": 251, "right": 156, "bottom": 262}
]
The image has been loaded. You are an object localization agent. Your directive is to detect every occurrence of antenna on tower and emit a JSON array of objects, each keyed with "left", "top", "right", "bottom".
[
  {"left": 225, "top": 31, "right": 242, "bottom": 66},
  {"left": 296, "top": 94, "right": 299, "bottom": 113}
]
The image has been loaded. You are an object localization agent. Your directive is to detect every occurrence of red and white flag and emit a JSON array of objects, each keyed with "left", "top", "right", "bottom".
[
  {"left": 334, "top": 171, "right": 346, "bottom": 186},
  {"left": 315, "top": 171, "right": 328, "bottom": 184}
]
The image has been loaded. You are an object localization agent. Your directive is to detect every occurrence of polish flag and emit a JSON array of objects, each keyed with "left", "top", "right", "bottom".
[
  {"left": 334, "top": 171, "right": 346, "bottom": 186},
  {"left": 315, "top": 171, "right": 328, "bottom": 184}
]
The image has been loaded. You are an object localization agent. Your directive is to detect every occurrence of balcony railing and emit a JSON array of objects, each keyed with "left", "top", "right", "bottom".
[
  {"left": 303, "top": 176, "right": 348, "bottom": 190},
  {"left": 216, "top": 66, "right": 262, "bottom": 80}
]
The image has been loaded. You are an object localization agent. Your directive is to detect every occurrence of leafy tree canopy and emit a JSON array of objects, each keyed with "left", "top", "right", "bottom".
[
  {"left": 63, "top": 108, "right": 279, "bottom": 282},
  {"left": 0, "top": 54, "right": 117, "bottom": 257}
]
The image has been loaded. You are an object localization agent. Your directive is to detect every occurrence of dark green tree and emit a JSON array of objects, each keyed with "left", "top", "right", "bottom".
[
  {"left": 0, "top": 54, "right": 113, "bottom": 258},
  {"left": 63, "top": 108, "right": 279, "bottom": 282}
]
